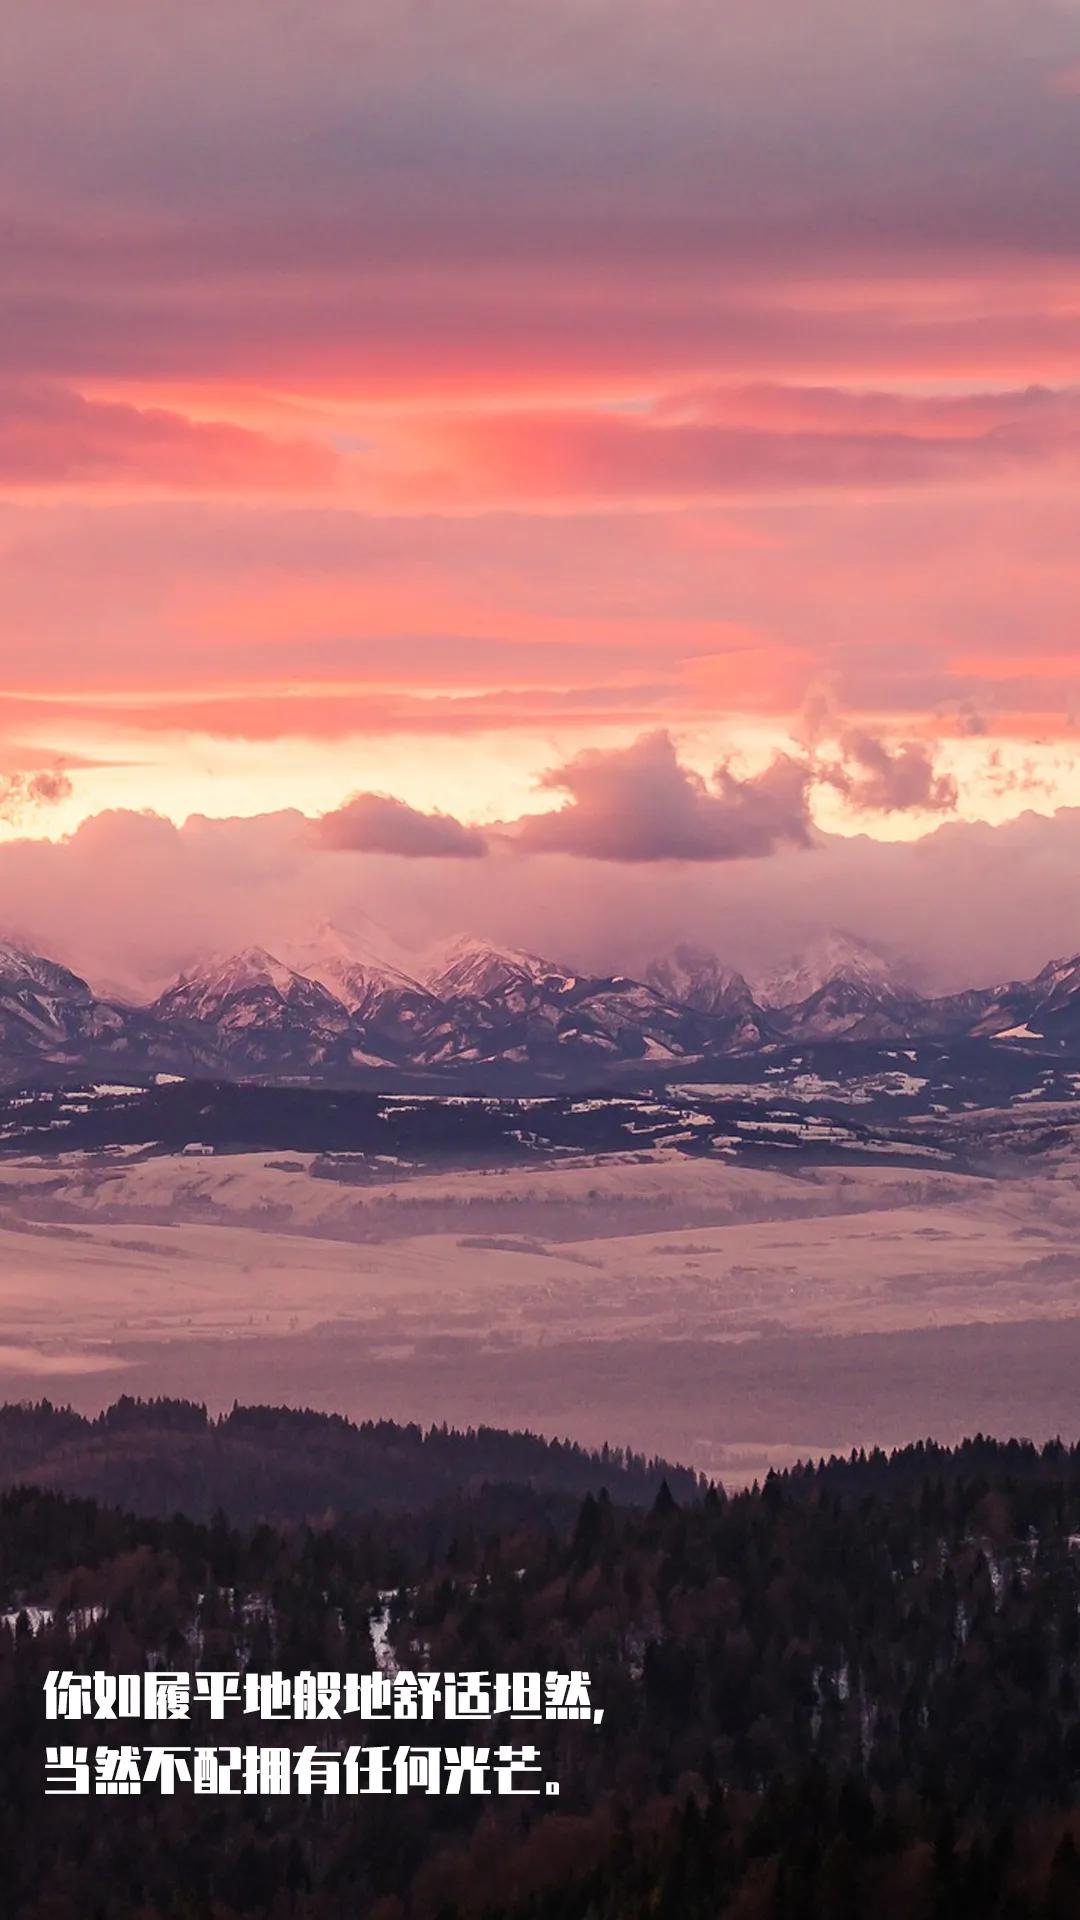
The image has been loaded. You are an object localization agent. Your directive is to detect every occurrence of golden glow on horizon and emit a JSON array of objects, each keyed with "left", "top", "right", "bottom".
[{"left": 3, "top": 721, "right": 1078, "bottom": 852}]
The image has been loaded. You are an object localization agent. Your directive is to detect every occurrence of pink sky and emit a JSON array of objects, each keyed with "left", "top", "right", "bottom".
[{"left": 3, "top": 0, "right": 1080, "bottom": 977}]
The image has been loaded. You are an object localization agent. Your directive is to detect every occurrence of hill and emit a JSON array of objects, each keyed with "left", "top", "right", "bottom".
[{"left": 0, "top": 1395, "right": 702, "bottom": 1522}]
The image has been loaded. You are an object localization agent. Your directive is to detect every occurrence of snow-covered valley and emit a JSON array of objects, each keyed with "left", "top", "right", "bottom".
[{"left": 5, "top": 1112, "right": 1080, "bottom": 1485}]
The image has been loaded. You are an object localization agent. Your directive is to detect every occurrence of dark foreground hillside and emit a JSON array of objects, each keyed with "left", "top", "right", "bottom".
[
  {"left": 0, "top": 1396, "right": 701, "bottom": 1522},
  {"left": 7, "top": 1436, "right": 1080, "bottom": 1915}
]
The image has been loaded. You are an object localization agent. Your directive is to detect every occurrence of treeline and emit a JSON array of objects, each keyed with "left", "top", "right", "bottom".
[
  {"left": 0, "top": 1395, "right": 704, "bottom": 1523},
  {"left": 6, "top": 1436, "right": 1080, "bottom": 1910}
]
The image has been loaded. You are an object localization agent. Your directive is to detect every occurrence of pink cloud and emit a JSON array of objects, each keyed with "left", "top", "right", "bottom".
[
  {"left": 7, "top": 801, "right": 1080, "bottom": 1003},
  {"left": 0, "top": 767, "right": 72, "bottom": 824},
  {"left": 820, "top": 729, "right": 957, "bottom": 814},
  {"left": 513, "top": 731, "right": 814, "bottom": 861},
  {"left": 413, "top": 386, "right": 1080, "bottom": 506},
  {"left": 2, "top": 2, "right": 1080, "bottom": 407},
  {"left": 0, "top": 385, "right": 337, "bottom": 491},
  {"left": 317, "top": 792, "right": 487, "bottom": 857},
  {"left": 0, "top": 0, "right": 1076, "bottom": 810}
]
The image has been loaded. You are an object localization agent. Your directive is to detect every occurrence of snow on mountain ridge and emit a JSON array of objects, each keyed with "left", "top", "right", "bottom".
[
  {"left": 646, "top": 944, "right": 755, "bottom": 1015},
  {"left": 6, "top": 920, "right": 1080, "bottom": 1084},
  {"left": 175, "top": 945, "right": 311, "bottom": 998},
  {"left": 424, "top": 935, "right": 573, "bottom": 1001},
  {"left": 282, "top": 920, "right": 431, "bottom": 1012},
  {"left": 155, "top": 946, "right": 353, "bottom": 1033},
  {"left": 754, "top": 931, "right": 915, "bottom": 1009},
  {"left": 1031, "top": 953, "right": 1080, "bottom": 1003},
  {"left": 0, "top": 936, "right": 92, "bottom": 999}
]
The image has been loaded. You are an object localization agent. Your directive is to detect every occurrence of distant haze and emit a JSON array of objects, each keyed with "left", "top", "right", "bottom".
[{"left": 2, "top": 801, "right": 1080, "bottom": 999}]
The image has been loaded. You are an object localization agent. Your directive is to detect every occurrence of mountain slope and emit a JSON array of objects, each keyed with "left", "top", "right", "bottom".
[
  {"left": 152, "top": 947, "right": 353, "bottom": 1072},
  {"left": 424, "top": 936, "right": 573, "bottom": 1002},
  {"left": 2, "top": 929, "right": 1080, "bottom": 1087},
  {"left": 646, "top": 945, "right": 774, "bottom": 1045},
  {"left": 0, "top": 937, "right": 173, "bottom": 1077},
  {"left": 282, "top": 922, "right": 447, "bottom": 1065},
  {"left": 418, "top": 944, "right": 744, "bottom": 1068},
  {"left": 972, "top": 953, "right": 1080, "bottom": 1043},
  {"left": 754, "top": 930, "right": 914, "bottom": 1009}
]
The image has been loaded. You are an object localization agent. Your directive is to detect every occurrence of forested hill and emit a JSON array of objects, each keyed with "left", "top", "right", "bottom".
[
  {"left": 9, "top": 1437, "right": 1080, "bottom": 1914},
  {"left": 0, "top": 1395, "right": 703, "bottom": 1522}
]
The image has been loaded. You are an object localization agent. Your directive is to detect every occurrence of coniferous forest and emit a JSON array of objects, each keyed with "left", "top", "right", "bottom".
[{"left": 5, "top": 1425, "right": 1080, "bottom": 1914}]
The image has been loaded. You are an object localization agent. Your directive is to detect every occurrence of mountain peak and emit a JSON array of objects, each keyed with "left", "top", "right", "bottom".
[
  {"left": 1032, "top": 952, "right": 1080, "bottom": 999},
  {"left": 645, "top": 944, "right": 753, "bottom": 1015},
  {"left": 281, "top": 920, "right": 429, "bottom": 1010},
  {"left": 754, "top": 930, "right": 913, "bottom": 1009},
  {"left": 424, "top": 935, "right": 571, "bottom": 1001},
  {"left": 0, "top": 935, "right": 91, "bottom": 999},
  {"left": 159, "top": 945, "right": 350, "bottom": 1020},
  {"left": 152, "top": 945, "right": 354, "bottom": 1063},
  {"left": 195, "top": 945, "right": 299, "bottom": 993}
]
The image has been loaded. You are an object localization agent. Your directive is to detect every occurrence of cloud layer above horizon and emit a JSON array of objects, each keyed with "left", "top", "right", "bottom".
[
  {"left": 7, "top": 799, "right": 1080, "bottom": 1002},
  {"left": 3, "top": 0, "right": 1080, "bottom": 964}
]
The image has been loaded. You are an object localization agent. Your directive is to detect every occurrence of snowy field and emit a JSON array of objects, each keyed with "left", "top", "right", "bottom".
[{"left": 3, "top": 1138, "right": 1080, "bottom": 1483}]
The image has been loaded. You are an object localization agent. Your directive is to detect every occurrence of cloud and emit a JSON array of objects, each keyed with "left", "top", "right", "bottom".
[
  {"left": 7, "top": 799, "right": 1080, "bottom": 1004},
  {"left": 0, "top": 768, "right": 73, "bottom": 824},
  {"left": 821, "top": 729, "right": 958, "bottom": 814},
  {"left": 513, "top": 731, "right": 814, "bottom": 861},
  {"left": 656, "top": 383, "right": 1080, "bottom": 440},
  {"left": 1045, "top": 64, "right": 1080, "bottom": 97},
  {"left": 1, "top": 0, "right": 1079, "bottom": 822},
  {"left": 417, "top": 386, "right": 1080, "bottom": 507},
  {"left": 937, "top": 701, "right": 989, "bottom": 739},
  {"left": 317, "top": 791, "right": 488, "bottom": 857},
  {"left": 3, "top": 1, "right": 1080, "bottom": 413},
  {"left": 406, "top": 382, "right": 1080, "bottom": 510},
  {"left": 0, "top": 385, "right": 337, "bottom": 492},
  {"left": 796, "top": 689, "right": 958, "bottom": 815},
  {"left": 505, "top": 726, "right": 954, "bottom": 858}
]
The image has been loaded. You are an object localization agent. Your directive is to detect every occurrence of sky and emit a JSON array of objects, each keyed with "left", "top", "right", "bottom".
[{"left": 3, "top": 0, "right": 1080, "bottom": 988}]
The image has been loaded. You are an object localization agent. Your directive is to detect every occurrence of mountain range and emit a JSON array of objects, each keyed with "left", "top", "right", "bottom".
[{"left": 2, "top": 925, "right": 1080, "bottom": 1087}]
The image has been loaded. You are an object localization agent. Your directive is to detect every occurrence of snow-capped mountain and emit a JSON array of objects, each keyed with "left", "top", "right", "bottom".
[
  {"left": 413, "top": 940, "right": 732, "bottom": 1067},
  {"left": 281, "top": 922, "right": 452, "bottom": 1067},
  {"left": 971, "top": 953, "right": 1080, "bottom": 1043},
  {"left": 0, "top": 938, "right": 91, "bottom": 1000},
  {"left": 754, "top": 931, "right": 914, "bottom": 1010},
  {"left": 645, "top": 946, "right": 774, "bottom": 1046},
  {"left": 748, "top": 931, "right": 927, "bottom": 1042},
  {"left": 153, "top": 946, "right": 353, "bottom": 1072},
  {"left": 543, "top": 974, "right": 723, "bottom": 1064},
  {"left": 770, "top": 975, "right": 916, "bottom": 1043},
  {"left": 284, "top": 921, "right": 433, "bottom": 1015},
  {"left": 424, "top": 936, "right": 574, "bottom": 1003},
  {"left": 415, "top": 938, "right": 749, "bottom": 1064},
  {"left": 156, "top": 946, "right": 347, "bottom": 1027},
  {"left": 0, "top": 937, "right": 170, "bottom": 1075},
  {"left": 1, "top": 928, "right": 1080, "bottom": 1088}
]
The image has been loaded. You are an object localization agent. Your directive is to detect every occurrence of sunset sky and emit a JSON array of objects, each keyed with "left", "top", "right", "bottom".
[{"left": 4, "top": 0, "right": 1080, "bottom": 987}]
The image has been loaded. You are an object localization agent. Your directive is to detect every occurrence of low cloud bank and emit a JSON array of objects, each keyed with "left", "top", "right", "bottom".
[
  {"left": 317, "top": 729, "right": 954, "bottom": 868},
  {"left": 2, "top": 794, "right": 1079, "bottom": 1001}
]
